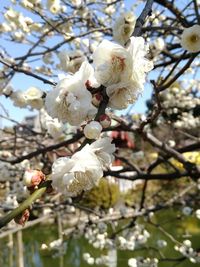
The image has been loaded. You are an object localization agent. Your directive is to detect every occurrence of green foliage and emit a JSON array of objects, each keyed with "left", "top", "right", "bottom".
[{"left": 81, "top": 178, "right": 120, "bottom": 209}]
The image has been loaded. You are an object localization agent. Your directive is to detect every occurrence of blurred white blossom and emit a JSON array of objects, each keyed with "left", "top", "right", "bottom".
[
  {"left": 113, "top": 12, "right": 136, "bottom": 45},
  {"left": 180, "top": 25, "right": 200, "bottom": 53}
]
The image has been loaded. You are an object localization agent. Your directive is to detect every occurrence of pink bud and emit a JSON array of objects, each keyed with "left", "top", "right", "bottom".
[
  {"left": 92, "top": 93, "right": 103, "bottom": 107},
  {"left": 99, "top": 114, "right": 111, "bottom": 128},
  {"left": 23, "top": 170, "right": 46, "bottom": 187},
  {"left": 85, "top": 80, "right": 93, "bottom": 90},
  {"left": 14, "top": 209, "right": 30, "bottom": 226}
]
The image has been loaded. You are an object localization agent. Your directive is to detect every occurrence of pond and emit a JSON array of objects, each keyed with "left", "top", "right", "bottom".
[{"left": 1, "top": 208, "right": 200, "bottom": 267}]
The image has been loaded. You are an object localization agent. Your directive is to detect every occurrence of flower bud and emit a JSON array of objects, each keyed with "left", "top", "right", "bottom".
[
  {"left": 84, "top": 121, "right": 102, "bottom": 139},
  {"left": 92, "top": 93, "right": 103, "bottom": 107},
  {"left": 85, "top": 80, "right": 93, "bottom": 90},
  {"left": 23, "top": 169, "right": 46, "bottom": 187},
  {"left": 14, "top": 209, "right": 30, "bottom": 226},
  {"left": 183, "top": 240, "right": 192, "bottom": 247},
  {"left": 99, "top": 114, "right": 111, "bottom": 128}
]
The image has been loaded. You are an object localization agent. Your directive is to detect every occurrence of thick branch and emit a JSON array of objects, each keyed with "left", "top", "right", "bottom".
[{"left": 133, "top": 0, "right": 154, "bottom": 36}]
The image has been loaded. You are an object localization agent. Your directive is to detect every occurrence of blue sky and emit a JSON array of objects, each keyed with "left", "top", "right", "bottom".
[{"left": 0, "top": 0, "right": 152, "bottom": 128}]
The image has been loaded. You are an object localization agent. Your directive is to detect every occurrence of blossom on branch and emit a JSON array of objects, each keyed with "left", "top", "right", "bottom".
[
  {"left": 51, "top": 137, "right": 115, "bottom": 196},
  {"left": 57, "top": 50, "right": 86, "bottom": 74},
  {"left": 113, "top": 12, "right": 136, "bottom": 46},
  {"left": 88, "top": 137, "right": 116, "bottom": 168},
  {"left": 10, "top": 90, "right": 27, "bottom": 108},
  {"left": 106, "top": 81, "right": 137, "bottom": 109},
  {"left": 45, "top": 61, "right": 97, "bottom": 126},
  {"left": 51, "top": 150, "right": 103, "bottom": 196},
  {"left": 47, "top": 0, "right": 61, "bottom": 14},
  {"left": 93, "top": 39, "right": 132, "bottom": 87},
  {"left": 23, "top": 86, "right": 44, "bottom": 110},
  {"left": 93, "top": 37, "right": 153, "bottom": 109},
  {"left": 180, "top": 25, "right": 200, "bottom": 53}
]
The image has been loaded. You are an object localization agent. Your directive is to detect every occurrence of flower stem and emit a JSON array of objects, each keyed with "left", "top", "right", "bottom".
[{"left": 0, "top": 181, "right": 51, "bottom": 229}]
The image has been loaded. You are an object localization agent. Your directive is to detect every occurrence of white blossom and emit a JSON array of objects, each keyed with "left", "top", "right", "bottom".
[
  {"left": 183, "top": 240, "right": 192, "bottom": 247},
  {"left": 93, "top": 39, "right": 132, "bottom": 87},
  {"left": 45, "top": 119, "right": 64, "bottom": 140},
  {"left": 71, "top": 0, "right": 82, "bottom": 7},
  {"left": 106, "top": 81, "right": 137, "bottom": 109},
  {"left": 157, "top": 239, "right": 167, "bottom": 248},
  {"left": 13, "top": 31, "right": 25, "bottom": 42},
  {"left": 83, "top": 253, "right": 91, "bottom": 261},
  {"left": 51, "top": 136, "right": 115, "bottom": 196},
  {"left": 174, "top": 239, "right": 200, "bottom": 263},
  {"left": 4, "top": 8, "right": 18, "bottom": 21},
  {"left": 58, "top": 50, "right": 86, "bottom": 73},
  {"left": 88, "top": 137, "right": 116, "bottom": 168},
  {"left": 180, "top": 25, "right": 200, "bottom": 53},
  {"left": 40, "top": 109, "right": 64, "bottom": 140},
  {"left": 93, "top": 37, "right": 153, "bottom": 109},
  {"left": 10, "top": 90, "right": 27, "bottom": 108},
  {"left": 47, "top": 0, "right": 61, "bottom": 13},
  {"left": 1, "top": 84, "right": 13, "bottom": 96},
  {"left": 0, "top": 22, "right": 12, "bottom": 33},
  {"left": 153, "top": 37, "right": 165, "bottom": 51},
  {"left": 43, "top": 52, "right": 53, "bottom": 65},
  {"left": 87, "top": 257, "right": 95, "bottom": 265},
  {"left": 128, "top": 258, "right": 137, "bottom": 267},
  {"left": 51, "top": 149, "right": 103, "bottom": 196},
  {"left": 45, "top": 61, "right": 97, "bottom": 126},
  {"left": 113, "top": 12, "right": 136, "bottom": 45},
  {"left": 23, "top": 86, "right": 44, "bottom": 109},
  {"left": 127, "top": 37, "right": 153, "bottom": 89}
]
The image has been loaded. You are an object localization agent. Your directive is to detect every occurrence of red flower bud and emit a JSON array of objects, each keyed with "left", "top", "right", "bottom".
[
  {"left": 14, "top": 209, "right": 30, "bottom": 226},
  {"left": 23, "top": 170, "right": 46, "bottom": 188},
  {"left": 92, "top": 92, "right": 103, "bottom": 107},
  {"left": 85, "top": 80, "right": 93, "bottom": 90},
  {"left": 99, "top": 114, "right": 111, "bottom": 128}
]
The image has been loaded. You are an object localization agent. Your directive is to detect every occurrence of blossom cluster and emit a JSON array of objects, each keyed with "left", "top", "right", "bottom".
[
  {"left": 45, "top": 36, "right": 153, "bottom": 125},
  {"left": 0, "top": 5, "right": 154, "bottom": 201},
  {"left": 117, "top": 224, "right": 150, "bottom": 250},
  {"left": 128, "top": 257, "right": 158, "bottom": 267},
  {"left": 40, "top": 22, "right": 153, "bottom": 195},
  {"left": 41, "top": 238, "right": 67, "bottom": 258},
  {"left": 83, "top": 249, "right": 117, "bottom": 266},
  {"left": 175, "top": 240, "right": 200, "bottom": 263},
  {"left": 0, "top": 1, "right": 200, "bottom": 266},
  {"left": 84, "top": 222, "right": 150, "bottom": 252},
  {"left": 160, "top": 86, "right": 200, "bottom": 130},
  {"left": 0, "top": 7, "right": 42, "bottom": 41},
  {"left": 83, "top": 221, "right": 155, "bottom": 267},
  {"left": 84, "top": 222, "right": 113, "bottom": 250},
  {"left": 1, "top": 85, "right": 45, "bottom": 110}
]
